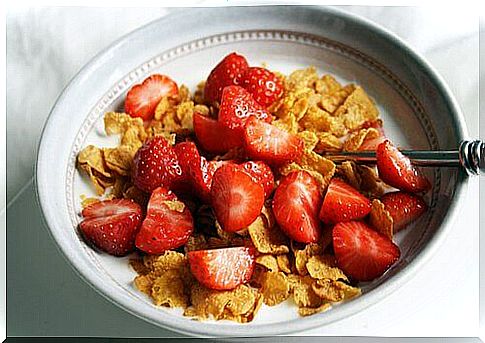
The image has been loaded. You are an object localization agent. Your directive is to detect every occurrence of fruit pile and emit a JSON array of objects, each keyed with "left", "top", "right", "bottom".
[{"left": 76, "top": 52, "right": 430, "bottom": 321}]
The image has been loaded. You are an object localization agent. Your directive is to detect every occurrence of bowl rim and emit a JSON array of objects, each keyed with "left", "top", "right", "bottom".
[{"left": 35, "top": 5, "right": 470, "bottom": 337}]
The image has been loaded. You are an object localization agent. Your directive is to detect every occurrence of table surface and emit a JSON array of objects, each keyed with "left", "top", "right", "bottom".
[{"left": 5, "top": 6, "right": 480, "bottom": 337}]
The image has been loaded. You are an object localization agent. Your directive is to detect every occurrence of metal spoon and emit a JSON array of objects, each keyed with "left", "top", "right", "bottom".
[{"left": 323, "top": 139, "right": 484, "bottom": 176}]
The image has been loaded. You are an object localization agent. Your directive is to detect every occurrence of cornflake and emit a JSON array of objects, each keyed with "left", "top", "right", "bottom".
[
  {"left": 369, "top": 199, "right": 394, "bottom": 240},
  {"left": 260, "top": 271, "right": 291, "bottom": 306}
]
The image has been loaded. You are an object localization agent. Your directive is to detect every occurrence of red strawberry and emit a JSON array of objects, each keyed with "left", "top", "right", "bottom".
[
  {"left": 319, "top": 178, "right": 371, "bottom": 224},
  {"left": 243, "top": 117, "right": 304, "bottom": 165},
  {"left": 125, "top": 74, "right": 178, "bottom": 121},
  {"left": 381, "top": 191, "right": 427, "bottom": 232},
  {"left": 240, "top": 67, "right": 284, "bottom": 107},
  {"left": 272, "top": 171, "right": 322, "bottom": 243},
  {"left": 79, "top": 199, "right": 142, "bottom": 256},
  {"left": 204, "top": 52, "right": 249, "bottom": 103},
  {"left": 188, "top": 246, "right": 256, "bottom": 290},
  {"left": 376, "top": 140, "right": 431, "bottom": 193},
  {"left": 132, "top": 136, "right": 182, "bottom": 193},
  {"left": 333, "top": 221, "right": 400, "bottom": 282},
  {"left": 135, "top": 187, "right": 193, "bottom": 254},
  {"left": 211, "top": 164, "right": 265, "bottom": 232},
  {"left": 240, "top": 160, "right": 275, "bottom": 198},
  {"left": 218, "top": 85, "right": 272, "bottom": 132},
  {"left": 193, "top": 112, "right": 242, "bottom": 154},
  {"left": 174, "top": 142, "right": 233, "bottom": 202}
]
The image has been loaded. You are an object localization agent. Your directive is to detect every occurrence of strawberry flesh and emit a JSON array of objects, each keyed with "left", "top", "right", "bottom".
[
  {"left": 243, "top": 117, "right": 304, "bottom": 165},
  {"left": 240, "top": 160, "right": 275, "bottom": 198},
  {"left": 125, "top": 74, "right": 178, "bottom": 121},
  {"left": 272, "top": 170, "right": 322, "bottom": 243},
  {"left": 135, "top": 187, "right": 193, "bottom": 254},
  {"left": 211, "top": 164, "right": 265, "bottom": 232},
  {"left": 319, "top": 178, "right": 372, "bottom": 224},
  {"left": 204, "top": 52, "right": 249, "bottom": 103},
  {"left": 381, "top": 191, "right": 427, "bottom": 232},
  {"left": 193, "top": 112, "right": 242, "bottom": 154},
  {"left": 333, "top": 221, "right": 400, "bottom": 282},
  {"left": 132, "top": 136, "right": 183, "bottom": 193},
  {"left": 376, "top": 140, "right": 431, "bottom": 193},
  {"left": 218, "top": 85, "right": 272, "bottom": 132},
  {"left": 188, "top": 246, "right": 255, "bottom": 290},
  {"left": 240, "top": 67, "right": 284, "bottom": 107},
  {"left": 79, "top": 199, "right": 142, "bottom": 256}
]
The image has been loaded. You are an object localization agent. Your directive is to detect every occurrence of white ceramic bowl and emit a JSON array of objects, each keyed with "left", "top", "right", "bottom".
[{"left": 36, "top": 6, "right": 469, "bottom": 337}]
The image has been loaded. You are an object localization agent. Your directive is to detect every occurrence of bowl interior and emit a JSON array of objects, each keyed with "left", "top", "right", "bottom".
[{"left": 37, "top": 6, "right": 467, "bottom": 337}]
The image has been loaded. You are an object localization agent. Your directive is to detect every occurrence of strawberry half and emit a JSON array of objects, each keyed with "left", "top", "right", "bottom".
[
  {"left": 211, "top": 164, "right": 265, "bottom": 232},
  {"left": 319, "top": 178, "right": 372, "bottom": 224},
  {"left": 174, "top": 141, "right": 232, "bottom": 202},
  {"left": 333, "top": 221, "right": 400, "bottom": 282},
  {"left": 193, "top": 112, "right": 242, "bottom": 154},
  {"left": 125, "top": 74, "right": 178, "bottom": 121},
  {"left": 188, "top": 246, "right": 256, "bottom": 290},
  {"left": 132, "top": 136, "right": 183, "bottom": 193},
  {"left": 272, "top": 170, "right": 322, "bottom": 243},
  {"left": 240, "top": 67, "right": 284, "bottom": 107},
  {"left": 381, "top": 191, "right": 427, "bottom": 232},
  {"left": 79, "top": 199, "right": 142, "bottom": 256},
  {"left": 376, "top": 140, "right": 431, "bottom": 193},
  {"left": 243, "top": 117, "right": 304, "bottom": 165},
  {"left": 218, "top": 85, "right": 272, "bottom": 132},
  {"left": 135, "top": 187, "right": 194, "bottom": 254},
  {"left": 240, "top": 160, "right": 275, "bottom": 198},
  {"left": 204, "top": 52, "right": 249, "bottom": 103}
]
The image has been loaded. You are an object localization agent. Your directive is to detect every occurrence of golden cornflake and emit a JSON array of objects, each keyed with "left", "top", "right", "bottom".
[
  {"left": 297, "top": 131, "right": 319, "bottom": 151},
  {"left": 312, "top": 279, "right": 361, "bottom": 302},
  {"left": 342, "top": 128, "right": 380, "bottom": 152},
  {"left": 293, "top": 242, "right": 324, "bottom": 276},
  {"left": 103, "top": 146, "right": 134, "bottom": 176},
  {"left": 298, "top": 303, "right": 331, "bottom": 317},
  {"left": 314, "top": 75, "right": 342, "bottom": 95},
  {"left": 320, "top": 84, "right": 356, "bottom": 114},
  {"left": 260, "top": 271, "right": 291, "bottom": 306},
  {"left": 276, "top": 254, "right": 292, "bottom": 274},
  {"left": 333, "top": 86, "right": 379, "bottom": 131},
  {"left": 272, "top": 113, "right": 298, "bottom": 134},
  {"left": 286, "top": 67, "right": 319, "bottom": 91},
  {"left": 299, "top": 106, "right": 347, "bottom": 137},
  {"left": 369, "top": 199, "right": 394, "bottom": 240},
  {"left": 289, "top": 275, "right": 323, "bottom": 308},
  {"left": 314, "top": 132, "right": 343, "bottom": 153},
  {"left": 151, "top": 269, "right": 189, "bottom": 307},
  {"left": 306, "top": 255, "right": 348, "bottom": 281},
  {"left": 298, "top": 150, "right": 336, "bottom": 189},
  {"left": 248, "top": 216, "right": 289, "bottom": 255},
  {"left": 184, "top": 234, "right": 208, "bottom": 252},
  {"left": 186, "top": 283, "right": 260, "bottom": 322},
  {"left": 255, "top": 255, "right": 280, "bottom": 272}
]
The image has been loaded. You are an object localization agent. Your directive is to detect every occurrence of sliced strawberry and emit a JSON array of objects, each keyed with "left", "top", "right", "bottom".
[
  {"left": 125, "top": 74, "right": 178, "bottom": 121},
  {"left": 193, "top": 112, "right": 242, "bottom": 154},
  {"left": 174, "top": 141, "right": 233, "bottom": 202},
  {"left": 381, "top": 191, "right": 427, "bottom": 232},
  {"left": 240, "top": 67, "right": 284, "bottom": 107},
  {"left": 188, "top": 246, "right": 256, "bottom": 290},
  {"left": 132, "top": 136, "right": 182, "bottom": 193},
  {"left": 376, "top": 140, "right": 431, "bottom": 193},
  {"left": 319, "top": 178, "right": 372, "bottom": 224},
  {"left": 204, "top": 52, "right": 249, "bottom": 103},
  {"left": 240, "top": 160, "right": 275, "bottom": 198},
  {"left": 218, "top": 85, "right": 272, "bottom": 132},
  {"left": 243, "top": 117, "right": 304, "bottom": 165},
  {"left": 135, "top": 187, "right": 193, "bottom": 254},
  {"left": 272, "top": 170, "right": 322, "bottom": 243},
  {"left": 79, "top": 199, "right": 142, "bottom": 256},
  {"left": 333, "top": 221, "right": 400, "bottom": 282},
  {"left": 211, "top": 164, "right": 265, "bottom": 232}
]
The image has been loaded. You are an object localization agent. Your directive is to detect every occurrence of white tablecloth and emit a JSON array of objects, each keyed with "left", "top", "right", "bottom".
[{"left": 5, "top": 6, "right": 480, "bottom": 337}]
